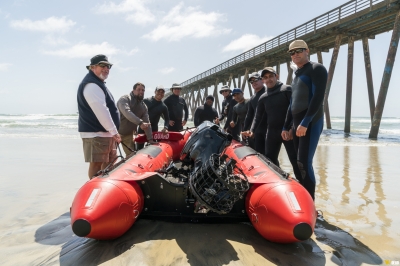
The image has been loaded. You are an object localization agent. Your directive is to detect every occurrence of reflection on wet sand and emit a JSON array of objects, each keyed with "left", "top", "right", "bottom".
[
  {"left": 360, "top": 146, "right": 392, "bottom": 245},
  {"left": 341, "top": 146, "right": 351, "bottom": 204},
  {"left": 316, "top": 145, "right": 330, "bottom": 201}
]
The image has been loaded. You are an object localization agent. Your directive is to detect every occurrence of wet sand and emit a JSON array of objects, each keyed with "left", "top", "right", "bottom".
[{"left": 0, "top": 137, "right": 399, "bottom": 265}]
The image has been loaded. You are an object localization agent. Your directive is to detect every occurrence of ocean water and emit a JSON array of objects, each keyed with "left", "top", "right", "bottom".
[{"left": 0, "top": 114, "right": 399, "bottom": 146}]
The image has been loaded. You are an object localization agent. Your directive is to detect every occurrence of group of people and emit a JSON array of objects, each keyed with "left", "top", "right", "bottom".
[{"left": 77, "top": 39, "right": 327, "bottom": 200}]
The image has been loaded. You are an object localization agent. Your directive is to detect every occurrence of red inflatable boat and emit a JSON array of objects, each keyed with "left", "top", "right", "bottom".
[{"left": 70, "top": 122, "right": 316, "bottom": 243}]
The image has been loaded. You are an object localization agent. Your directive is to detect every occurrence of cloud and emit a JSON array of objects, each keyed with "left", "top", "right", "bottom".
[
  {"left": 94, "top": 0, "right": 155, "bottom": 25},
  {"left": 0, "top": 63, "right": 12, "bottom": 71},
  {"left": 43, "top": 42, "right": 120, "bottom": 58},
  {"left": 10, "top": 16, "right": 76, "bottom": 33},
  {"left": 42, "top": 35, "right": 69, "bottom": 46},
  {"left": 159, "top": 67, "right": 175, "bottom": 74},
  {"left": 125, "top": 8, "right": 155, "bottom": 25},
  {"left": 222, "top": 34, "right": 273, "bottom": 53},
  {"left": 126, "top": 48, "right": 139, "bottom": 56},
  {"left": 143, "top": 2, "right": 231, "bottom": 41}
]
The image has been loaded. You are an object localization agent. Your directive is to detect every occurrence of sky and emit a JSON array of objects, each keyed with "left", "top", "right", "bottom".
[{"left": 0, "top": 0, "right": 399, "bottom": 117}]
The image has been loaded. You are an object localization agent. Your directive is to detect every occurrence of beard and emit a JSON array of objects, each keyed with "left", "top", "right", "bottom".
[
  {"left": 99, "top": 73, "right": 108, "bottom": 80},
  {"left": 134, "top": 94, "right": 144, "bottom": 101}
]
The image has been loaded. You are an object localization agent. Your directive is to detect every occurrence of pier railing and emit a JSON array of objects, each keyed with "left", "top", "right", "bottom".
[{"left": 181, "top": 0, "right": 386, "bottom": 87}]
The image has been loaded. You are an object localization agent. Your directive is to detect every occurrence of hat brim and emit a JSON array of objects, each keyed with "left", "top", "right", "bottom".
[
  {"left": 86, "top": 61, "right": 113, "bottom": 70},
  {"left": 219, "top": 89, "right": 232, "bottom": 94},
  {"left": 261, "top": 70, "right": 276, "bottom": 77},
  {"left": 287, "top": 47, "right": 308, "bottom": 52}
]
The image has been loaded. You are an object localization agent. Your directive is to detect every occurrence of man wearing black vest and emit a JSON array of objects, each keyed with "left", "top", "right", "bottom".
[{"left": 77, "top": 54, "right": 121, "bottom": 179}]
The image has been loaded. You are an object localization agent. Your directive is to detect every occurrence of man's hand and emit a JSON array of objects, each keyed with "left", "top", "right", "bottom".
[
  {"left": 182, "top": 120, "right": 187, "bottom": 126},
  {"left": 296, "top": 125, "right": 307, "bottom": 137},
  {"left": 113, "top": 133, "right": 121, "bottom": 143},
  {"left": 229, "top": 121, "right": 235, "bottom": 128},
  {"left": 140, "top": 122, "right": 150, "bottom": 130},
  {"left": 241, "top": 131, "right": 250, "bottom": 137},
  {"left": 169, "top": 121, "right": 175, "bottom": 126},
  {"left": 161, "top": 127, "right": 168, "bottom": 134},
  {"left": 281, "top": 130, "right": 289, "bottom": 141}
]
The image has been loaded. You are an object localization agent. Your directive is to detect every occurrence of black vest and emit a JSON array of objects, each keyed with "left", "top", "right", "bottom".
[{"left": 77, "top": 71, "right": 120, "bottom": 132}]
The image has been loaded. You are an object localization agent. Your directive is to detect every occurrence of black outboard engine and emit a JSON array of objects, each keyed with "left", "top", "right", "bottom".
[{"left": 181, "top": 121, "right": 249, "bottom": 214}]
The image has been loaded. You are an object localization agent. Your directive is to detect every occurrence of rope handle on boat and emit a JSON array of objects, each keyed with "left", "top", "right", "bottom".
[
  {"left": 92, "top": 142, "right": 128, "bottom": 178},
  {"left": 120, "top": 141, "right": 135, "bottom": 153}
]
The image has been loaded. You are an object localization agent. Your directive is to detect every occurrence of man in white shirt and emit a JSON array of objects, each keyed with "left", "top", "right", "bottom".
[{"left": 77, "top": 54, "right": 121, "bottom": 179}]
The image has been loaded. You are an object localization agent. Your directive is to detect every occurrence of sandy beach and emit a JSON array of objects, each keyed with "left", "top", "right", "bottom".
[{"left": 0, "top": 137, "right": 399, "bottom": 266}]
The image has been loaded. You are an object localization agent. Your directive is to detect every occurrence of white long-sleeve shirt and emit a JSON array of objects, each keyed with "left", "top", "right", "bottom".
[{"left": 79, "top": 83, "right": 118, "bottom": 138}]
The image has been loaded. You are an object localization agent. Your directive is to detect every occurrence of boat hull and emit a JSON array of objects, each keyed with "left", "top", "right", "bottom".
[{"left": 70, "top": 125, "right": 316, "bottom": 243}]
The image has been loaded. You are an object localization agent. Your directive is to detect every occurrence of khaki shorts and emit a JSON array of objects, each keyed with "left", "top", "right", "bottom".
[{"left": 82, "top": 137, "right": 117, "bottom": 163}]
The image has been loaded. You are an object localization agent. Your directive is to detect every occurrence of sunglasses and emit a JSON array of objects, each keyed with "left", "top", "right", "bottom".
[
  {"left": 288, "top": 48, "right": 306, "bottom": 56},
  {"left": 249, "top": 78, "right": 261, "bottom": 84},
  {"left": 97, "top": 63, "right": 112, "bottom": 69}
]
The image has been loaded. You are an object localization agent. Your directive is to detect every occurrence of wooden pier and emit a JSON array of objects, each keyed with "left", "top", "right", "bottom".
[{"left": 170, "top": 0, "right": 400, "bottom": 139}]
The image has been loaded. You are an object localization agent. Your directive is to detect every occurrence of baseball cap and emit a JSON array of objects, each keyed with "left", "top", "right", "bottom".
[
  {"left": 248, "top": 72, "right": 261, "bottom": 82},
  {"left": 155, "top": 85, "right": 165, "bottom": 92},
  {"left": 261, "top": 67, "right": 277, "bottom": 77},
  {"left": 232, "top": 88, "right": 243, "bottom": 95}
]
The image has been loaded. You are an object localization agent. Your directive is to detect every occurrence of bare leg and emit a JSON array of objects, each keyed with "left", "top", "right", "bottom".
[{"left": 88, "top": 162, "right": 102, "bottom": 179}]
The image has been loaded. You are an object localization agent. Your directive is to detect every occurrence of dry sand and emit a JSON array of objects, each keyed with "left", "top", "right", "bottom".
[{"left": 0, "top": 137, "right": 399, "bottom": 265}]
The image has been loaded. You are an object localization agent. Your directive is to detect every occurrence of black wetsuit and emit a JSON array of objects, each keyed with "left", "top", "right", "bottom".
[
  {"left": 244, "top": 87, "right": 267, "bottom": 154},
  {"left": 137, "top": 96, "right": 170, "bottom": 150},
  {"left": 218, "top": 94, "right": 240, "bottom": 140},
  {"left": 163, "top": 94, "right": 188, "bottom": 131},
  {"left": 138, "top": 96, "right": 170, "bottom": 132},
  {"left": 284, "top": 61, "right": 328, "bottom": 200},
  {"left": 193, "top": 104, "right": 219, "bottom": 126},
  {"left": 251, "top": 81, "right": 301, "bottom": 180},
  {"left": 231, "top": 99, "right": 249, "bottom": 133}
]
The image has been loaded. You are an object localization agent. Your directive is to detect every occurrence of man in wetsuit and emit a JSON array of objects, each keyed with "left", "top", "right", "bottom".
[
  {"left": 229, "top": 88, "right": 249, "bottom": 142},
  {"left": 163, "top": 83, "right": 188, "bottom": 131},
  {"left": 137, "top": 85, "right": 170, "bottom": 149},
  {"left": 117, "top": 82, "right": 154, "bottom": 156},
  {"left": 250, "top": 67, "right": 301, "bottom": 180},
  {"left": 241, "top": 72, "right": 267, "bottom": 154},
  {"left": 140, "top": 85, "right": 169, "bottom": 132},
  {"left": 216, "top": 85, "right": 239, "bottom": 140},
  {"left": 281, "top": 40, "right": 328, "bottom": 200},
  {"left": 193, "top": 95, "right": 219, "bottom": 126}
]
